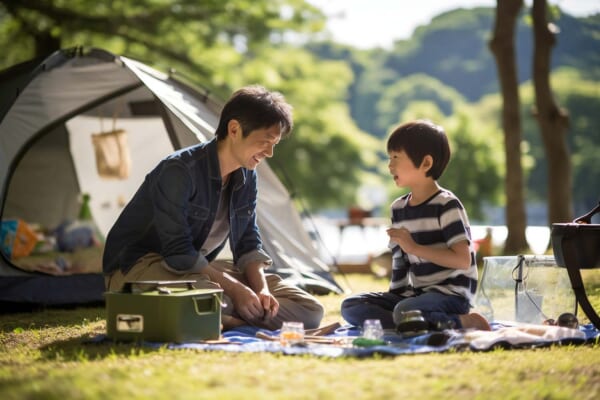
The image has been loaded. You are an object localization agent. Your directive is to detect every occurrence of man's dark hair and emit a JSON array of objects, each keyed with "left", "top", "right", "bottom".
[
  {"left": 386, "top": 120, "right": 450, "bottom": 180},
  {"left": 215, "top": 85, "right": 293, "bottom": 140}
]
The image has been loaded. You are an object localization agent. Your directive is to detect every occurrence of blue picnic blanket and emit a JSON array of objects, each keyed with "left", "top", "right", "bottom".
[{"left": 128, "top": 322, "right": 599, "bottom": 358}]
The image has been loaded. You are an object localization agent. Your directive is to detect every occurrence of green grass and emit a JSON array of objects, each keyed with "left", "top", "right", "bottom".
[{"left": 1, "top": 273, "right": 599, "bottom": 400}]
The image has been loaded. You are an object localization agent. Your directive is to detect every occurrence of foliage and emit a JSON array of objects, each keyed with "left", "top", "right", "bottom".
[
  {"left": 382, "top": 7, "right": 600, "bottom": 102},
  {"left": 438, "top": 110, "right": 504, "bottom": 221},
  {"left": 374, "top": 74, "right": 466, "bottom": 138},
  {"left": 0, "top": 0, "right": 327, "bottom": 95},
  {"left": 309, "top": 6, "right": 599, "bottom": 219},
  {"left": 0, "top": 0, "right": 375, "bottom": 211},
  {"left": 305, "top": 41, "right": 391, "bottom": 146},
  {"left": 1, "top": 1, "right": 598, "bottom": 216},
  {"left": 385, "top": 8, "right": 499, "bottom": 102},
  {"left": 519, "top": 67, "right": 600, "bottom": 214}
]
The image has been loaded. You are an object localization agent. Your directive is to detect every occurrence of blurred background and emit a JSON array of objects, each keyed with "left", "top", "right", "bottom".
[{"left": 1, "top": 0, "right": 598, "bottom": 264}]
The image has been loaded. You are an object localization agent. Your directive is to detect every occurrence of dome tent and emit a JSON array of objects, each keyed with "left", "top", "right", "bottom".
[{"left": 0, "top": 47, "right": 342, "bottom": 311}]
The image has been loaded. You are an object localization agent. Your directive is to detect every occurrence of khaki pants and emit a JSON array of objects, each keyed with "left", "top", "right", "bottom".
[{"left": 105, "top": 253, "right": 324, "bottom": 330}]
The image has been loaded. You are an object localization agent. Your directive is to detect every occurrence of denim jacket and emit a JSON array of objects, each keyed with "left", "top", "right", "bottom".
[{"left": 102, "top": 138, "right": 271, "bottom": 275}]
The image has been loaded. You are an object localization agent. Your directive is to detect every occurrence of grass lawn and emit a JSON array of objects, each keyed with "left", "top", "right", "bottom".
[{"left": 1, "top": 272, "right": 599, "bottom": 400}]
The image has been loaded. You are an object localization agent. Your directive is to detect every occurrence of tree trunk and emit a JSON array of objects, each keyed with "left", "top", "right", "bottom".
[
  {"left": 531, "top": 0, "right": 573, "bottom": 225},
  {"left": 489, "top": 0, "right": 528, "bottom": 254}
]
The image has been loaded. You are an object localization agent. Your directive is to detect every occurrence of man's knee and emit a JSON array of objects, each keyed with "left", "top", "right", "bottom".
[
  {"left": 298, "top": 303, "right": 324, "bottom": 330},
  {"left": 276, "top": 295, "right": 324, "bottom": 330}
]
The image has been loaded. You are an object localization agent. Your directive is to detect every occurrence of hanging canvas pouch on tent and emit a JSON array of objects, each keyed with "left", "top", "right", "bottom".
[
  {"left": 91, "top": 128, "right": 131, "bottom": 179},
  {"left": 91, "top": 104, "right": 131, "bottom": 180}
]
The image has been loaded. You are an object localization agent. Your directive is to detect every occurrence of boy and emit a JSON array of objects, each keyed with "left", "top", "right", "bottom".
[
  {"left": 341, "top": 120, "right": 490, "bottom": 331},
  {"left": 103, "top": 85, "right": 324, "bottom": 331}
]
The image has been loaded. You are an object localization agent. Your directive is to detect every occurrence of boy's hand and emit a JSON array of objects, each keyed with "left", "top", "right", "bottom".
[{"left": 387, "top": 227, "right": 416, "bottom": 253}]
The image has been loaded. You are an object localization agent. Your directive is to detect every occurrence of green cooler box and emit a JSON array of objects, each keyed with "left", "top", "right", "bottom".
[{"left": 106, "top": 280, "right": 223, "bottom": 343}]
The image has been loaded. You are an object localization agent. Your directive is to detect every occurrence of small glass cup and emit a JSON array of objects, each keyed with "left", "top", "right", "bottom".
[
  {"left": 362, "top": 319, "right": 384, "bottom": 340},
  {"left": 280, "top": 321, "right": 305, "bottom": 346}
]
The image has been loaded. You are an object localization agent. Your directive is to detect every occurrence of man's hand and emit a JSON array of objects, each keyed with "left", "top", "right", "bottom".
[
  {"left": 257, "top": 289, "right": 279, "bottom": 320},
  {"left": 228, "top": 284, "right": 279, "bottom": 323},
  {"left": 203, "top": 261, "right": 280, "bottom": 323},
  {"left": 245, "top": 261, "right": 279, "bottom": 321},
  {"left": 229, "top": 284, "right": 267, "bottom": 321}
]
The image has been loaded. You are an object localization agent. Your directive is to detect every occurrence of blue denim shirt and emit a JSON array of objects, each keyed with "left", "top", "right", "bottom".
[{"left": 102, "top": 138, "right": 271, "bottom": 275}]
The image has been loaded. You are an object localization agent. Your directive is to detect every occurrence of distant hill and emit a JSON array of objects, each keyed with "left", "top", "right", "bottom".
[
  {"left": 307, "top": 7, "right": 599, "bottom": 136},
  {"left": 306, "top": 6, "right": 599, "bottom": 217},
  {"left": 383, "top": 7, "right": 599, "bottom": 101}
]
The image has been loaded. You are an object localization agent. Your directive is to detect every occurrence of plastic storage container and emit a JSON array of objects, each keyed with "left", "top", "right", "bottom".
[
  {"left": 473, "top": 255, "right": 576, "bottom": 324},
  {"left": 106, "top": 281, "right": 223, "bottom": 343}
]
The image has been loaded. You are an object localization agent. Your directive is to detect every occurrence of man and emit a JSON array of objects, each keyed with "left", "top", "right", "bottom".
[{"left": 103, "top": 85, "right": 324, "bottom": 330}]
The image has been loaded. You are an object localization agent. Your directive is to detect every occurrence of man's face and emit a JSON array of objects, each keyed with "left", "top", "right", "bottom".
[{"left": 232, "top": 123, "right": 282, "bottom": 170}]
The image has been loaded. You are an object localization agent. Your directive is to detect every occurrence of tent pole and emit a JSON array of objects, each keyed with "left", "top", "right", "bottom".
[{"left": 270, "top": 159, "right": 353, "bottom": 293}]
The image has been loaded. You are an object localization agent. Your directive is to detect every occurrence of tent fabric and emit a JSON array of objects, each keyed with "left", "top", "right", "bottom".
[
  {"left": 67, "top": 115, "right": 175, "bottom": 235},
  {"left": 0, "top": 275, "right": 105, "bottom": 311},
  {"left": 0, "top": 47, "right": 342, "bottom": 310}
]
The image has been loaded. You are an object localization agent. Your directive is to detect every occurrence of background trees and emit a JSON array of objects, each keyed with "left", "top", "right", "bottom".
[
  {"left": 489, "top": 0, "right": 528, "bottom": 253},
  {"left": 311, "top": 6, "right": 598, "bottom": 226},
  {"left": 531, "top": 0, "right": 572, "bottom": 225},
  {"left": 0, "top": 0, "right": 375, "bottom": 211},
  {"left": 1, "top": 1, "right": 598, "bottom": 234}
]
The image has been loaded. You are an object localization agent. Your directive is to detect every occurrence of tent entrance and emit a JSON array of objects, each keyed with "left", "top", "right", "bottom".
[{"left": 2, "top": 89, "right": 178, "bottom": 277}]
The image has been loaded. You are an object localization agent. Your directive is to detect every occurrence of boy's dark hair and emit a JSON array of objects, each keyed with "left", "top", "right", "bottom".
[
  {"left": 386, "top": 120, "right": 450, "bottom": 180},
  {"left": 215, "top": 85, "right": 293, "bottom": 141}
]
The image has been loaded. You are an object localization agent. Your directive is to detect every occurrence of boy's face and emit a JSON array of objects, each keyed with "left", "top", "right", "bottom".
[
  {"left": 231, "top": 122, "right": 281, "bottom": 170},
  {"left": 388, "top": 149, "right": 426, "bottom": 187}
]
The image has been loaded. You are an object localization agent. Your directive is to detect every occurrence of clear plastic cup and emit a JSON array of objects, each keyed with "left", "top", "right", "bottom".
[
  {"left": 280, "top": 321, "right": 304, "bottom": 346},
  {"left": 362, "top": 319, "right": 384, "bottom": 340}
]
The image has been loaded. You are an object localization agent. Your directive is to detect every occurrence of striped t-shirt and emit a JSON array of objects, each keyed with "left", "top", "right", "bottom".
[{"left": 388, "top": 189, "right": 478, "bottom": 305}]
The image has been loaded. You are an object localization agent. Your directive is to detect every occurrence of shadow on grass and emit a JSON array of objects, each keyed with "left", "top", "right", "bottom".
[
  {"left": 38, "top": 332, "right": 169, "bottom": 361},
  {"left": 0, "top": 305, "right": 106, "bottom": 331}
]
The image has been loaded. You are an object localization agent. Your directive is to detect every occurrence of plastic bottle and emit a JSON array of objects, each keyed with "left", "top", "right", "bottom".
[
  {"left": 78, "top": 193, "right": 92, "bottom": 220},
  {"left": 78, "top": 192, "right": 105, "bottom": 244}
]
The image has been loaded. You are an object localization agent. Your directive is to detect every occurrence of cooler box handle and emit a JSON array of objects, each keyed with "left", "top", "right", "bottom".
[
  {"left": 193, "top": 293, "right": 223, "bottom": 315},
  {"left": 121, "top": 280, "right": 196, "bottom": 293}
]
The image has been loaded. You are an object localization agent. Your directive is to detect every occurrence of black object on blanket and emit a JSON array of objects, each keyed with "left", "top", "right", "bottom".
[{"left": 395, "top": 310, "right": 430, "bottom": 337}]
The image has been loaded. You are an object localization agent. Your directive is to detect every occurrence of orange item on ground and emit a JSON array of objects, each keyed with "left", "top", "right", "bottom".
[{"left": 0, "top": 219, "right": 38, "bottom": 259}]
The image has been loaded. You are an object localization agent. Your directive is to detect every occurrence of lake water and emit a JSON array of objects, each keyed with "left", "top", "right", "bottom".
[{"left": 305, "top": 217, "right": 552, "bottom": 265}]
